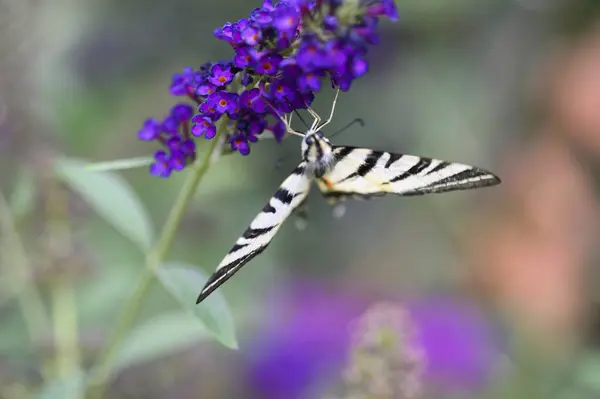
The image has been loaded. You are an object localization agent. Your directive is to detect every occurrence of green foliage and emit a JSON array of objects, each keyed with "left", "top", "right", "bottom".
[
  {"left": 8, "top": 167, "right": 36, "bottom": 222},
  {"left": 35, "top": 372, "right": 84, "bottom": 399},
  {"left": 84, "top": 157, "right": 154, "bottom": 172},
  {"left": 114, "top": 311, "right": 211, "bottom": 372},
  {"left": 156, "top": 263, "right": 238, "bottom": 349},
  {"left": 54, "top": 157, "right": 155, "bottom": 250}
]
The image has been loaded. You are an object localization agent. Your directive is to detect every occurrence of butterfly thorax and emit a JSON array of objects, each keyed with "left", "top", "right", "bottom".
[{"left": 301, "top": 130, "right": 336, "bottom": 178}]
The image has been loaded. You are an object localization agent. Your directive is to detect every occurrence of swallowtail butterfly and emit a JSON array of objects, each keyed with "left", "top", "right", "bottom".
[{"left": 196, "top": 91, "right": 500, "bottom": 304}]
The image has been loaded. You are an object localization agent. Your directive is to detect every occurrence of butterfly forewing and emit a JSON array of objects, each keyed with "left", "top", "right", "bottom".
[
  {"left": 318, "top": 146, "right": 500, "bottom": 199},
  {"left": 196, "top": 163, "right": 311, "bottom": 304}
]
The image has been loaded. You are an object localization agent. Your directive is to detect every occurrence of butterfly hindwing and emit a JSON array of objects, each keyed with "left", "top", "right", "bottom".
[
  {"left": 196, "top": 163, "right": 311, "bottom": 304},
  {"left": 318, "top": 146, "right": 500, "bottom": 200}
]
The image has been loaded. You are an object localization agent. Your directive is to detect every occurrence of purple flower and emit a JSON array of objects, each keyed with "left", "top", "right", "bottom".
[
  {"left": 296, "top": 38, "right": 327, "bottom": 70},
  {"left": 250, "top": 7, "right": 273, "bottom": 27},
  {"left": 242, "top": 280, "right": 368, "bottom": 399},
  {"left": 171, "top": 103, "right": 194, "bottom": 121},
  {"left": 323, "top": 15, "right": 338, "bottom": 31},
  {"left": 208, "top": 91, "right": 239, "bottom": 116},
  {"left": 161, "top": 115, "right": 179, "bottom": 134},
  {"left": 242, "top": 281, "right": 501, "bottom": 399},
  {"left": 241, "top": 24, "right": 262, "bottom": 45},
  {"left": 196, "top": 81, "right": 216, "bottom": 96},
  {"left": 198, "top": 100, "right": 219, "bottom": 120},
  {"left": 269, "top": 79, "right": 296, "bottom": 101},
  {"left": 137, "top": 118, "right": 161, "bottom": 141},
  {"left": 272, "top": 4, "right": 300, "bottom": 36},
  {"left": 324, "top": 39, "right": 349, "bottom": 68},
  {"left": 230, "top": 134, "right": 256, "bottom": 155},
  {"left": 297, "top": 71, "right": 322, "bottom": 92},
  {"left": 169, "top": 67, "right": 199, "bottom": 97},
  {"left": 233, "top": 47, "right": 256, "bottom": 69},
  {"left": 149, "top": 150, "right": 171, "bottom": 178},
  {"left": 213, "top": 22, "right": 235, "bottom": 44},
  {"left": 240, "top": 88, "right": 267, "bottom": 113},
  {"left": 191, "top": 115, "right": 217, "bottom": 139},
  {"left": 407, "top": 297, "right": 501, "bottom": 393},
  {"left": 256, "top": 53, "right": 283, "bottom": 75},
  {"left": 268, "top": 119, "right": 286, "bottom": 141},
  {"left": 138, "top": 0, "right": 399, "bottom": 177},
  {"left": 366, "top": 0, "right": 399, "bottom": 22},
  {"left": 351, "top": 56, "right": 368, "bottom": 78},
  {"left": 208, "top": 63, "right": 235, "bottom": 87}
]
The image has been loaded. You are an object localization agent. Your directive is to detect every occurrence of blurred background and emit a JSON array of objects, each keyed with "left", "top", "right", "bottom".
[{"left": 2, "top": 0, "right": 600, "bottom": 398}]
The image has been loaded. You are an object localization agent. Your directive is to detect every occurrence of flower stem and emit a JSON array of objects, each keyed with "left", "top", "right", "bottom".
[
  {"left": 50, "top": 277, "right": 80, "bottom": 378},
  {"left": 0, "top": 192, "right": 50, "bottom": 378},
  {"left": 86, "top": 119, "right": 228, "bottom": 398},
  {"left": 45, "top": 180, "right": 81, "bottom": 379}
]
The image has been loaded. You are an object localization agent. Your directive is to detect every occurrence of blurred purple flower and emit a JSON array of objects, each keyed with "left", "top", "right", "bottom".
[
  {"left": 242, "top": 282, "right": 501, "bottom": 398},
  {"left": 407, "top": 296, "right": 501, "bottom": 394},
  {"left": 242, "top": 281, "right": 368, "bottom": 399}
]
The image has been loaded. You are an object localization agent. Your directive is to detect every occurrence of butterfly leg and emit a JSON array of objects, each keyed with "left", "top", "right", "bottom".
[
  {"left": 316, "top": 88, "right": 340, "bottom": 131},
  {"left": 304, "top": 105, "right": 322, "bottom": 131},
  {"left": 266, "top": 102, "right": 305, "bottom": 137}
]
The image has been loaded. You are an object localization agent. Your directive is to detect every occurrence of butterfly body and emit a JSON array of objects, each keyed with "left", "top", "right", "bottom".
[
  {"left": 196, "top": 93, "right": 501, "bottom": 304},
  {"left": 301, "top": 130, "right": 336, "bottom": 178}
]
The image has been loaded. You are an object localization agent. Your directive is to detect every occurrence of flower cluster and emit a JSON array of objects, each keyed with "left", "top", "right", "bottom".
[{"left": 138, "top": 0, "right": 398, "bottom": 177}]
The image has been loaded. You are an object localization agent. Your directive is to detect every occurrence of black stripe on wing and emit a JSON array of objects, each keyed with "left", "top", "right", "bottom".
[
  {"left": 389, "top": 157, "right": 432, "bottom": 183},
  {"left": 196, "top": 241, "right": 270, "bottom": 304},
  {"left": 413, "top": 167, "right": 501, "bottom": 194},
  {"left": 338, "top": 150, "right": 384, "bottom": 183},
  {"left": 196, "top": 163, "right": 310, "bottom": 304}
]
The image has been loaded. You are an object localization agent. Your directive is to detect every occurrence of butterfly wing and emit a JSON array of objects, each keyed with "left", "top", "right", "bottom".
[
  {"left": 196, "top": 163, "right": 311, "bottom": 304},
  {"left": 317, "top": 146, "right": 500, "bottom": 201}
]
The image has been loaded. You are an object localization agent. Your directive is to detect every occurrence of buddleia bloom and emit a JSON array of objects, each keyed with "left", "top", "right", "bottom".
[
  {"left": 137, "top": 0, "right": 399, "bottom": 177},
  {"left": 338, "top": 302, "right": 425, "bottom": 399}
]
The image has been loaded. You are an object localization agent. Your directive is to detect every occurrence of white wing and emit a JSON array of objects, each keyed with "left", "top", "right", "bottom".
[
  {"left": 196, "top": 163, "right": 311, "bottom": 304},
  {"left": 317, "top": 146, "right": 500, "bottom": 200}
]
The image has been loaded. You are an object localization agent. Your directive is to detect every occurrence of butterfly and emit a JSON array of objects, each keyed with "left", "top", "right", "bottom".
[{"left": 196, "top": 91, "right": 501, "bottom": 304}]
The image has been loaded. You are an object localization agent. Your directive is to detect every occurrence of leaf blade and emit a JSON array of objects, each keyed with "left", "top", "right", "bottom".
[
  {"left": 156, "top": 263, "right": 238, "bottom": 349},
  {"left": 36, "top": 371, "right": 84, "bottom": 399},
  {"left": 84, "top": 157, "right": 153, "bottom": 172},
  {"left": 54, "top": 157, "right": 154, "bottom": 250},
  {"left": 115, "top": 311, "right": 210, "bottom": 372}
]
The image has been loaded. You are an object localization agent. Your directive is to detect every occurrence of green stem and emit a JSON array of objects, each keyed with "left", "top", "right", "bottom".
[
  {"left": 0, "top": 192, "right": 50, "bottom": 377},
  {"left": 45, "top": 181, "right": 81, "bottom": 380},
  {"left": 86, "top": 118, "right": 227, "bottom": 398},
  {"left": 50, "top": 277, "right": 80, "bottom": 377}
]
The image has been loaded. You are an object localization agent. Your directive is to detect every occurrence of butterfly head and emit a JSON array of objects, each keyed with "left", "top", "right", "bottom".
[{"left": 301, "top": 130, "right": 334, "bottom": 177}]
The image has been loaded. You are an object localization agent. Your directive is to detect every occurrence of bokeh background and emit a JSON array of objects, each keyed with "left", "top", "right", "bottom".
[{"left": 3, "top": 0, "right": 600, "bottom": 398}]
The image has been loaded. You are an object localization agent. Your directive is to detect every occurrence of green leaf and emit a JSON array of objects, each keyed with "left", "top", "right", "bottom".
[
  {"left": 54, "top": 157, "right": 154, "bottom": 250},
  {"left": 84, "top": 156, "right": 153, "bottom": 172},
  {"left": 36, "top": 372, "right": 84, "bottom": 399},
  {"left": 115, "top": 311, "right": 210, "bottom": 372},
  {"left": 156, "top": 263, "right": 238, "bottom": 349},
  {"left": 9, "top": 167, "right": 36, "bottom": 220}
]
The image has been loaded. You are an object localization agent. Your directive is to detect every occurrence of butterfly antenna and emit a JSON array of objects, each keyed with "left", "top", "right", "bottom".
[
  {"left": 330, "top": 118, "right": 365, "bottom": 138},
  {"left": 315, "top": 88, "right": 340, "bottom": 131}
]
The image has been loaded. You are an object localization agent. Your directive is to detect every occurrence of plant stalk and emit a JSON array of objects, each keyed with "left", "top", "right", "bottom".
[{"left": 86, "top": 119, "right": 227, "bottom": 398}]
